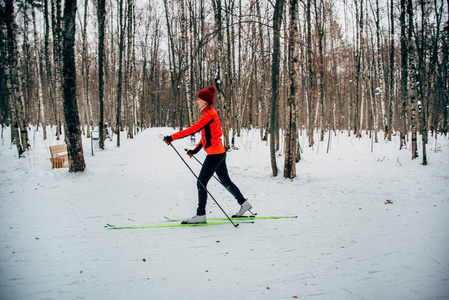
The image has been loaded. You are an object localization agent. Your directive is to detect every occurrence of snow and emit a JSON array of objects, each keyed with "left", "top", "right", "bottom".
[{"left": 1, "top": 126, "right": 448, "bottom": 300}]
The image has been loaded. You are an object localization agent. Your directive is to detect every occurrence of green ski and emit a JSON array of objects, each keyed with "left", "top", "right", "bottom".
[
  {"left": 106, "top": 221, "right": 253, "bottom": 229},
  {"left": 164, "top": 215, "right": 298, "bottom": 222}
]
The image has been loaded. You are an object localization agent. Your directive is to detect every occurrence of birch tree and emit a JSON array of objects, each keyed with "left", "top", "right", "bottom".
[
  {"left": 179, "top": 0, "right": 194, "bottom": 127},
  {"left": 213, "top": 0, "right": 231, "bottom": 150},
  {"left": 5, "top": 0, "right": 28, "bottom": 157},
  {"left": 284, "top": 0, "right": 299, "bottom": 179}
]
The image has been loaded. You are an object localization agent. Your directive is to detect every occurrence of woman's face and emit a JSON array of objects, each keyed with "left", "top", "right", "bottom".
[{"left": 196, "top": 98, "right": 208, "bottom": 109}]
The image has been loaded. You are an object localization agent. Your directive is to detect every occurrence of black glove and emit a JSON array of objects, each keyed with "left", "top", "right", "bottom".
[
  {"left": 185, "top": 145, "right": 201, "bottom": 158},
  {"left": 186, "top": 149, "right": 195, "bottom": 158},
  {"left": 163, "top": 136, "right": 173, "bottom": 145}
]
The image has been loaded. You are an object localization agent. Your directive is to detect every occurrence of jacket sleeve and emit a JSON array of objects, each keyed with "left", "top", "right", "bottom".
[
  {"left": 171, "top": 112, "right": 214, "bottom": 141},
  {"left": 191, "top": 141, "right": 203, "bottom": 154}
]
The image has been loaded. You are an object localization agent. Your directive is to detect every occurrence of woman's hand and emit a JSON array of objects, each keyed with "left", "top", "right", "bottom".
[{"left": 163, "top": 136, "right": 173, "bottom": 145}]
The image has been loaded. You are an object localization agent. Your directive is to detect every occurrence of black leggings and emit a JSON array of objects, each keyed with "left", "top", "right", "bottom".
[{"left": 196, "top": 152, "right": 245, "bottom": 215}]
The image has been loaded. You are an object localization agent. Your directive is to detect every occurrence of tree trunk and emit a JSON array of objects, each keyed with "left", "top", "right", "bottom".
[
  {"left": 81, "top": 0, "right": 91, "bottom": 138},
  {"left": 256, "top": 0, "right": 268, "bottom": 141},
  {"left": 306, "top": 0, "right": 315, "bottom": 147},
  {"left": 98, "top": 0, "right": 106, "bottom": 149},
  {"left": 387, "top": 0, "right": 394, "bottom": 141},
  {"left": 116, "top": 0, "right": 124, "bottom": 146},
  {"left": 270, "top": 0, "right": 285, "bottom": 177},
  {"left": 354, "top": 0, "right": 363, "bottom": 138},
  {"left": 43, "top": 0, "right": 57, "bottom": 136},
  {"left": 180, "top": 0, "right": 194, "bottom": 127},
  {"left": 400, "top": 0, "right": 408, "bottom": 149},
  {"left": 225, "top": 1, "right": 234, "bottom": 148},
  {"left": 408, "top": 0, "right": 418, "bottom": 159},
  {"left": 62, "top": 0, "right": 86, "bottom": 172},
  {"left": 51, "top": 0, "right": 63, "bottom": 140},
  {"left": 314, "top": 0, "right": 326, "bottom": 141},
  {"left": 32, "top": 4, "right": 47, "bottom": 140},
  {"left": 163, "top": 0, "right": 181, "bottom": 129},
  {"left": 125, "top": 0, "right": 134, "bottom": 138},
  {"left": 374, "top": 0, "right": 383, "bottom": 141},
  {"left": 213, "top": 0, "right": 230, "bottom": 150},
  {"left": 284, "top": 0, "right": 299, "bottom": 179},
  {"left": 5, "top": 0, "right": 27, "bottom": 157}
]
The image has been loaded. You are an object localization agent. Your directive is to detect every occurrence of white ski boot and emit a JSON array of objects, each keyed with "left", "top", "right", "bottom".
[
  {"left": 234, "top": 200, "right": 252, "bottom": 217},
  {"left": 183, "top": 215, "right": 207, "bottom": 224}
]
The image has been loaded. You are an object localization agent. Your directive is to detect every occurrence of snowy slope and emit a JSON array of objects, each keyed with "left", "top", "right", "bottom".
[{"left": 1, "top": 127, "right": 448, "bottom": 300}]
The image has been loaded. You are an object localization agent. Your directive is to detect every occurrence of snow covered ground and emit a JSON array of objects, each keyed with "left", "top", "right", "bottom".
[{"left": 1, "top": 126, "right": 448, "bottom": 300}]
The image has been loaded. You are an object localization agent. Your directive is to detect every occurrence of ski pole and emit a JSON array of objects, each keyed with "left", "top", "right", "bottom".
[
  {"left": 186, "top": 149, "right": 257, "bottom": 216},
  {"left": 160, "top": 136, "right": 239, "bottom": 228}
]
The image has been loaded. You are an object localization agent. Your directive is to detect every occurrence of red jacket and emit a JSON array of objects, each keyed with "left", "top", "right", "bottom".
[{"left": 171, "top": 106, "right": 226, "bottom": 155}]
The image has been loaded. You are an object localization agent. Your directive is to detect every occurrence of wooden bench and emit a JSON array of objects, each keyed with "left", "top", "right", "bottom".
[{"left": 49, "top": 144, "right": 68, "bottom": 169}]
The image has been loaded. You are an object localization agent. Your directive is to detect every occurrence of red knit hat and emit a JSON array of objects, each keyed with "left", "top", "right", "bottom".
[{"left": 197, "top": 86, "right": 216, "bottom": 105}]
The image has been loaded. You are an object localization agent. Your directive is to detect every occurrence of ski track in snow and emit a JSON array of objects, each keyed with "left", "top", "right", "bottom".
[{"left": 1, "top": 127, "right": 448, "bottom": 299}]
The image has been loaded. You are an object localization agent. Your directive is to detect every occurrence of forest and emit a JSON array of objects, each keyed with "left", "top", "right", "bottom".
[{"left": 0, "top": 0, "right": 448, "bottom": 177}]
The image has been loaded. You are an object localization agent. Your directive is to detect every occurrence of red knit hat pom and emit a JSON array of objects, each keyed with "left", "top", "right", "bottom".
[
  {"left": 208, "top": 86, "right": 216, "bottom": 94},
  {"left": 197, "top": 86, "right": 216, "bottom": 105}
]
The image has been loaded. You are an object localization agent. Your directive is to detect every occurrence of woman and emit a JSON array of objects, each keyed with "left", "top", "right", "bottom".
[{"left": 163, "top": 86, "right": 252, "bottom": 224}]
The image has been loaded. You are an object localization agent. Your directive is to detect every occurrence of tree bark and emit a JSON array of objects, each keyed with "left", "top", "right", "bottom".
[
  {"left": 400, "top": 0, "right": 408, "bottom": 149},
  {"left": 270, "top": 0, "right": 285, "bottom": 177},
  {"left": 5, "top": 0, "right": 27, "bottom": 157},
  {"left": 213, "top": 0, "right": 230, "bottom": 150},
  {"left": 387, "top": 0, "right": 394, "bottom": 141},
  {"left": 407, "top": 0, "right": 418, "bottom": 159},
  {"left": 284, "top": 0, "right": 299, "bottom": 179},
  {"left": 62, "top": 0, "right": 86, "bottom": 172},
  {"left": 81, "top": 0, "right": 92, "bottom": 138},
  {"left": 180, "top": 0, "right": 194, "bottom": 127},
  {"left": 116, "top": 0, "right": 124, "bottom": 146},
  {"left": 306, "top": 0, "right": 315, "bottom": 147},
  {"left": 32, "top": 3, "right": 47, "bottom": 140},
  {"left": 98, "top": 0, "right": 106, "bottom": 149},
  {"left": 314, "top": 0, "right": 326, "bottom": 141},
  {"left": 51, "top": 0, "right": 63, "bottom": 140},
  {"left": 126, "top": 0, "right": 134, "bottom": 138}
]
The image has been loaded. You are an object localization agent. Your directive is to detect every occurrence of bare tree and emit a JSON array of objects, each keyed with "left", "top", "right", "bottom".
[
  {"left": 180, "top": 0, "right": 194, "bottom": 128},
  {"left": 126, "top": 0, "right": 134, "bottom": 138},
  {"left": 61, "top": 0, "right": 86, "bottom": 171},
  {"left": 51, "top": 0, "right": 63, "bottom": 139},
  {"left": 284, "top": 0, "right": 299, "bottom": 179},
  {"left": 406, "top": 0, "right": 418, "bottom": 159},
  {"left": 399, "top": 0, "right": 408, "bottom": 149},
  {"left": 386, "top": 0, "right": 394, "bottom": 141},
  {"left": 213, "top": 0, "right": 231, "bottom": 150},
  {"left": 116, "top": 0, "right": 124, "bottom": 146},
  {"left": 98, "top": 0, "right": 106, "bottom": 149},
  {"left": 81, "top": 0, "right": 92, "bottom": 138},
  {"left": 5, "top": 0, "right": 28, "bottom": 157},
  {"left": 32, "top": 1, "right": 47, "bottom": 140},
  {"left": 0, "top": 3, "right": 7, "bottom": 126},
  {"left": 270, "top": 0, "right": 285, "bottom": 177},
  {"left": 306, "top": 0, "right": 316, "bottom": 147}
]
